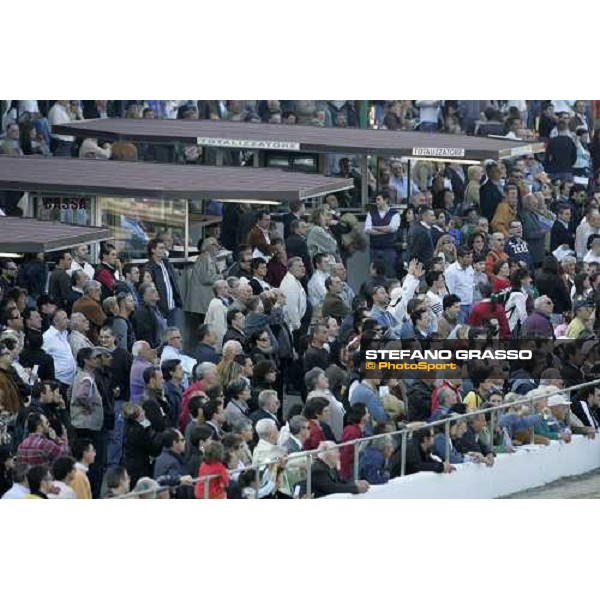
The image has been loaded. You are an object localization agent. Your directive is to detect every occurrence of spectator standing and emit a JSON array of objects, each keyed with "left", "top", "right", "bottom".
[
  {"left": 42, "top": 310, "right": 76, "bottom": 394},
  {"left": 364, "top": 190, "right": 399, "bottom": 277},
  {"left": 67, "top": 244, "right": 95, "bottom": 280},
  {"left": 445, "top": 247, "right": 475, "bottom": 322},
  {"left": 544, "top": 120, "right": 577, "bottom": 181},
  {"left": 143, "top": 239, "right": 183, "bottom": 327},
  {"left": 71, "top": 281, "right": 106, "bottom": 345},
  {"left": 132, "top": 282, "right": 166, "bottom": 349},
  {"left": 94, "top": 244, "right": 121, "bottom": 301},
  {"left": 48, "top": 251, "right": 73, "bottom": 311}
]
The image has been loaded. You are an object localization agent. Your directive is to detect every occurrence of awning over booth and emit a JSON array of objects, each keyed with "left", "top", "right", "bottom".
[
  {"left": 52, "top": 118, "right": 545, "bottom": 161},
  {"left": 0, "top": 216, "right": 112, "bottom": 253},
  {"left": 0, "top": 155, "right": 353, "bottom": 202}
]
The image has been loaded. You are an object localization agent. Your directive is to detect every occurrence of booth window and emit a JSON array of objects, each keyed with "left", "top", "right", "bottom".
[
  {"left": 99, "top": 197, "right": 186, "bottom": 260},
  {"left": 34, "top": 195, "right": 92, "bottom": 226}
]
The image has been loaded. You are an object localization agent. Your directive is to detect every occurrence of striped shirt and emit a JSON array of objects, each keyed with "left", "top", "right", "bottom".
[{"left": 16, "top": 433, "right": 70, "bottom": 466}]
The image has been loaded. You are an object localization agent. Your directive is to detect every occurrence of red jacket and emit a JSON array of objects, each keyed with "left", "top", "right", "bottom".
[
  {"left": 485, "top": 250, "right": 508, "bottom": 277},
  {"left": 303, "top": 420, "right": 325, "bottom": 451},
  {"left": 467, "top": 300, "right": 511, "bottom": 340},
  {"left": 195, "top": 462, "right": 229, "bottom": 499},
  {"left": 178, "top": 381, "right": 207, "bottom": 432},
  {"left": 339, "top": 424, "right": 363, "bottom": 481}
]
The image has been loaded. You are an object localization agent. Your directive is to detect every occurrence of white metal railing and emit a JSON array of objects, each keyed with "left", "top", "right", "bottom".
[{"left": 113, "top": 378, "right": 600, "bottom": 499}]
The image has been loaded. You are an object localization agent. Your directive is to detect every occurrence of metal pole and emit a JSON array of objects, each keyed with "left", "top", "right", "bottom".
[
  {"left": 529, "top": 399, "right": 535, "bottom": 445},
  {"left": 360, "top": 154, "right": 369, "bottom": 210},
  {"left": 489, "top": 411, "right": 495, "bottom": 453},
  {"left": 203, "top": 475, "right": 210, "bottom": 499},
  {"left": 216, "top": 149, "right": 223, "bottom": 167},
  {"left": 406, "top": 160, "right": 412, "bottom": 205},
  {"left": 400, "top": 430, "right": 408, "bottom": 477},
  {"left": 306, "top": 454, "right": 313, "bottom": 499},
  {"left": 184, "top": 200, "right": 189, "bottom": 263},
  {"left": 444, "top": 420, "right": 451, "bottom": 466},
  {"left": 254, "top": 467, "right": 261, "bottom": 500},
  {"left": 353, "top": 440, "right": 361, "bottom": 482}
]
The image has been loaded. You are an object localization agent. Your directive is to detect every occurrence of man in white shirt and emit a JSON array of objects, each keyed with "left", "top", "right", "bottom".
[
  {"left": 67, "top": 244, "right": 95, "bottom": 280},
  {"left": 279, "top": 257, "right": 307, "bottom": 333},
  {"left": 160, "top": 327, "right": 196, "bottom": 385},
  {"left": 444, "top": 247, "right": 475, "bottom": 323},
  {"left": 47, "top": 100, "right": 75, "bottom": 156},
  {"left": 389, "top": 161, "right": 419, "bottom": 201},
  {"left": 575, "top": 207, "right": 600, "bottom": 260},
  {"left": 42, "top": 310, "right": 76, "bottom": 388},
  {"left": 307, "top": 253, "right": 331, "bottom": 317},
  {"left": 1, "top": 463, "right": 29, "bottom": 499}
]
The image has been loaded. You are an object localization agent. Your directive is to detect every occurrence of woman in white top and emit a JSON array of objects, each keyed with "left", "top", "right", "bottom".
[{"left": 504, "top": 268, "right": 532, "bottom": 334}]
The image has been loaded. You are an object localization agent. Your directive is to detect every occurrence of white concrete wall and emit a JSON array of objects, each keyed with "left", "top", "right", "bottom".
[{"left": 323, "top": 436, "right": 600, "bottom": 499}]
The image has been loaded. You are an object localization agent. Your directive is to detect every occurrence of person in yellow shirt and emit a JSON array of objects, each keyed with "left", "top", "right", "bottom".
[
  {"left": 463, "top": 365, "right": 495, "bottom": 411},
  {"left": 566, "top": 300, "right": 595, "bottom": 339},
  {"left": 491, "top": 184, "right": 519, "bottom": 236},
  {"left": 70, "top": 438, "right": 96, "bottom": 499},
  {"left": 24, "top": 465, "right": 53, "bottom": 499}
]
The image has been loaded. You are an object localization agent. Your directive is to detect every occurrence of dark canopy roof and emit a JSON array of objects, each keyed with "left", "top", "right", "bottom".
[
  {"left": 0, "top": 156, "right": 352, "bottom": 201},
  {"left": 53, "top": 118, "right": 545, "bottom": 161},
  {"left": 0, "top": 216, "right": 111, "bottom": 253}
]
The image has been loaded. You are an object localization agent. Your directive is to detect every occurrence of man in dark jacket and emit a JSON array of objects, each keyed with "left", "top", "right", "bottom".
[
  {"left": 161, "top": 359, "right": 184, "bottom": 428},
  {"left": 285, "top": 219, "right": 312, "bottom": 277},
  {"left": 409, "top": 206, "right": 436, "bottom": 267},
  {"left": 132, "top": 283, "right": 166, "bottom": 349},
  {"left": 544, "top": 120, "right": 577, "bottom": 181},
  {"left": 283, "top": 200, "right": 305, "bottom": 239},
  {"left": 226, "top": 245, "right": 253, "bottom": 279},
  {"left": 321, "top": 276, "right": 350, "bottom": 321},
  {"left": 48, "top": 251, "right": 73, "bottom": 311},
  {"left": 521, "top": 296, "right": 555, "bottom": 339},
  {"left": 310, "top": 442, "right": 369, "bottom": 498},
  {"left": 141, "top": 367, "right": 172, "bottom": 432},
  {"left": 479, "top": 163, "right": 504, "bottom": 221},
  {"left": 98, "top": 325, "right": 132, "bottom": 467},
  {"left": 550, "top": 205, "right": 575, "bottom": 252},
  {"left": 560, "top": 342, "right": 585, "bottom": 388},
  {"left": 193, "top": 324, "right": 219, "bottom": 364},
  {"left": 222, "top": 309, "right": 247, "bottom": 350},
  {"left": 143, "top": 239, "right": 182, "bottom": 327},
  {"left": 456, "top": 414, "right": 495, "bottom": 466},
  {"left": 153, "top": 428, "right": 193, "bottom": 488},
  {"left": 94, "top": 243, "right": 120, "bottom": 301},
  {"left": 572, "top": 387, "right": 600, "bottom": 430},
  {"left": 404, "top": 428, "right": 455, "bottom": 475}
]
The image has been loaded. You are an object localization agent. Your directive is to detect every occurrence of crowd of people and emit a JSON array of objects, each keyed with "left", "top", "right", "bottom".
[{"left": 1, "top": 99, "right": 600, "bottom": 499}]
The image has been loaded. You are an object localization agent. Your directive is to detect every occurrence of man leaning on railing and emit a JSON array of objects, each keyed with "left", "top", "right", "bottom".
[{"left": 309, "top": 442, "right": 369, "bottom": 498}]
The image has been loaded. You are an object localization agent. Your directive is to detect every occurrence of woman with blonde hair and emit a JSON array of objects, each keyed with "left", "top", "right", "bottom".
[
  {"left": 307, "top": 206, "right": 340, "bottom": 261},
  {"left": 434, "top": 234, "right": 457, "bottom": 267},
  {"left": 464, "top": 165, "right": 482, "bottom": 209}
]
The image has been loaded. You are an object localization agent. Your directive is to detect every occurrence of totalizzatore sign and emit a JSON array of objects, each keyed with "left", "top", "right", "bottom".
[{"left": 197, "top": 137, "right": 301, "bottom": 151}]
